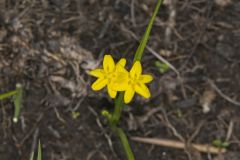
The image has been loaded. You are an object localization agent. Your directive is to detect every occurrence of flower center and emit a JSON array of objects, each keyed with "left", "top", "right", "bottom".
[
  {"left": 128, "top": 73, "right": 139, "bottom": 84},
  {"left": 128, "top": 76, "right": 138, "bottom": 87},
  {"left": 104, "top": 72, "right": 117, "bottom": 82}
]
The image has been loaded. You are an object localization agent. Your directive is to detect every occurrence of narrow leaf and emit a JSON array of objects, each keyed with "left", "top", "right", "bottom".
[
  {"left": 0, "top": 90, "right": 17, "bottom": 100},
  {"left": 37, "top": 140, "right": 42, "bottom": 160},
  {"left": 134, "top": 0, "right": 163, "bottom": 62}
]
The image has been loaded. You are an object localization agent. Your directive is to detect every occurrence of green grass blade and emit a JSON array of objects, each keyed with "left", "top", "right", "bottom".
[
  {"left": 13, "top": 84, "right": 23, "bottom": 123},
  {"left": 133, "top": 0, "right": 163, "bottom": 62},
  {"left": 0, "top": 90, "right": 18, "bottom": 100},
  {"left": 37, "top": 140, "right": 42, "bottom": 160}
]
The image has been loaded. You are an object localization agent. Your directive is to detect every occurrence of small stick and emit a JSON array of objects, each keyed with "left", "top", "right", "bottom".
[
  {"left": 131, "top": 0, "right": 136, "bottom": 27},
  {"left": 164, "top": 0, "right": 177, "bottom": 44},
  {"left": 226, "top": 120, "right": 234, "bottom": 141},
  {"left": 131, "top": 137, "right": 226, "bottom": 154},
  {"left": 30, "top": 128, "right": 39, "bottom": 158},
  {"left": 120, "top": 25, "right": 180, "bottom": 76},
  {"left": 207, "top": 78, "right": 240, "bottom": 106}
]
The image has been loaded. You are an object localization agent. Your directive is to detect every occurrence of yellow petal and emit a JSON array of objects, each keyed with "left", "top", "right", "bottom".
[
  {"left": 130, "top": 61, "right": 142, "bottom": 78},
  {"left": 140, "top": 74, "right": 153, "bottom": 83},
  {"left": 116, "top": 58, "right": 128, "bottom": 74},
  {"left": 103, "top": 55, "right": 115, "bottom": 72},
  {"left": 112, "top": 72, "right": 129, "bottom": 91},
  {"left": 107, "top": 85, "right": 117, "bottom": 98},
  {"left": 124, "top": 87, "right": 135, "bottom": 104},
  {"left": 115, "top": 70, "right": 128, "bottom": 82},
  {"left": 116, "top": 65, "right": 128, "bottom": 74},
  {"left": 89, "top": 69, "right": 104, "bottom": 78},
  {"left": 91, "top": 78, "right": 108, "bottom": 91},
  {"left": 117, "top": 58, "right": 126, "bottom": 67},
  {"left": 135, "top": 83, "right": 151, "bottom": 98},
  {"left": 112, "top": 80, "right": 128, "bottom": 91}
]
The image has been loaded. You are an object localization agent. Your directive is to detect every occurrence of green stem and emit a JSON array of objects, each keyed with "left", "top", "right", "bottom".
[
  {"left": 110, "top": 92, "right": 124, "bottom": 126},
  {"left": 115, "top": 127, "right": 135, "bottom": 160},
  {"left": 13, "top": 84, "right": 23, "bottom": 123},
  {"left": 109, "top": 93, "right": 135, "bottom": 160}
]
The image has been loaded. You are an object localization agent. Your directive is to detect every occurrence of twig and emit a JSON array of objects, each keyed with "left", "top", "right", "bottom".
[
  {"left": 164, "top": 0, "right": 177, "bottom": 44},
  {"left": 131, "top": 0, "right": 136, "bottom": 27},
  {"left": 48, "top": 125, "right": 61, "bottom": 139},
  {"left": 158, "top": 107, "right": 194, "bottom": 159},
  {"left": 87, "top": 150, "right": 108, "bottom": 160},
  {"left": 226, "top": 120, "right": 234, "bottom": 141},
  {"left": 131, "top": 137, "right": 226, "bottom": 154},
  {"left": 138, "top": 107, "right": 162, "bottom": 124},
  {"left": 20, "top": 116, "right": 27, "bottom": 132},
  {"left": 188, "top": 120, "right": 205, "bottom": 143},
  {"left": 30, "top": 128, "right": 39, "bottom": 157},
  {"left": 71, "top": 97, "right": 84, "bottom": 111},
  {"left": 146, "top": 46, "right": 180, "bottom": 76},
  {"left": 159, "top": 108, "right": 185, "bottom": 142},
  {"left": 53, "top": 107, "right": 66, "bottom": 124},
  {"left": 20, "top": 114, "right": 43, "bottom": 146},
  {"left": 207, "top": 78, "right": 240, "bottom": 106},
  {"left": 120, "top": 24, "right": 180, "bottom": 76}
]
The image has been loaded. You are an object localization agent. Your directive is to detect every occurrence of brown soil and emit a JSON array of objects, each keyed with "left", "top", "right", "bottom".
[{"left": 0, "top": 0, "right": 240, "bottom": 160}]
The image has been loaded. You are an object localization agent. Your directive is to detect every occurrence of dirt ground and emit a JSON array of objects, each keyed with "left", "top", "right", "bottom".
[{"left": 0, "top": 0, "right": 240, "bottom": 160}]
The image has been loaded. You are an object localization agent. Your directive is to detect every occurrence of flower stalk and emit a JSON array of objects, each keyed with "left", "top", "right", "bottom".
[
  {"left": 90, "top": 0, "right": 163, "bottom": 159},
  {"left": 110, "top": 92, "right": 124, "bottom": 126},
  {"left": 110, "top": 93, "right": 134, "bottom": 159}
]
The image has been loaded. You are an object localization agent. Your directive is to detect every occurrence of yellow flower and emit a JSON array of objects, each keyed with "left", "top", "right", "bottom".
[
  {"left": 121, "top": 61, "right": 153, "bottom": 103},
  {"left": 90, "top": 55, "right": 127, "bottom": 98}
]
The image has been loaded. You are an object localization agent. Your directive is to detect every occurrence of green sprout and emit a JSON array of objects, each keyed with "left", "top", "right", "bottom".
[
  {"left": 71, "top": 111, "right": 80, "bottom": 119},
  {"left": 0, "top": 83, "right": 23, "bottom": 123},
  {"left": 212, "top": 139, "right": 229, "bottom": 148},
  {"left": 101, "top": 110, "right": 112, "bottom": 120},
  {"left": 155, "top": 61, "right": 170, "bottom": 74},
  {"left": 29, "top": 140, "right": 42, "bottom": 160}
]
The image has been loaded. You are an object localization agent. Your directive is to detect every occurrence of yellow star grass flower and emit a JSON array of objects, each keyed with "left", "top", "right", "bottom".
[
  {"left": 90, "top": 55, "right": 128, "bottom": 98},
  {"left": 121, "top": 61, "right": 153, "bottom": 104}
]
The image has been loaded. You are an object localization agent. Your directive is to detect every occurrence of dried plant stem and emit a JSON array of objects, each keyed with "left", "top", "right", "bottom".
[
  {"left": 207, "top": 78, "right": 240, "bottom": 106},
  {"left": 131, "top": 137, "right": 226, "bottom": 154}
]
